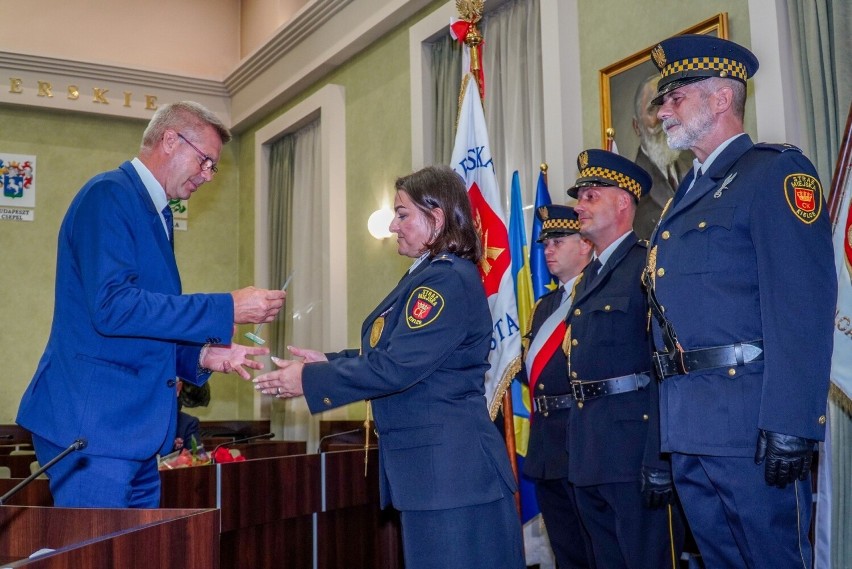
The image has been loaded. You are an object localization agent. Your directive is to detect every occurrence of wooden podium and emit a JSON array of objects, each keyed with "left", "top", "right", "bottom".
[
  {"left": 1, "top": 447, "right": 401, "bottom": 568},
  {"left": 160, "top": 448, "right": 402, "bottom": 569},
  {"left": 0, "top": 506, "right": 218, "bottom": 568}
]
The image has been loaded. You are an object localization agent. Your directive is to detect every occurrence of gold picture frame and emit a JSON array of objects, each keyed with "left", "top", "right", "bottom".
[{"left": 599, "top": 13, "right": 729, "bottom": 156}]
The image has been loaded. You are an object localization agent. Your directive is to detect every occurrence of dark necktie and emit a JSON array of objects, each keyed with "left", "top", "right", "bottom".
[
  {"left": 582, "top": 258, "right": 602, "bottom": 293},
  {"left": 162, "top": 205, "right": 174, "bottom": 247}
]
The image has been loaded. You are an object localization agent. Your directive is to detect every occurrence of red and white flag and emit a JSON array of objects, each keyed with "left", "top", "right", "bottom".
[
  {"left": 832, "top": 176, "right": 852, "bottom": 399},
  {"left": 451, "top": 73, "right": 522, "bottom": 418}
]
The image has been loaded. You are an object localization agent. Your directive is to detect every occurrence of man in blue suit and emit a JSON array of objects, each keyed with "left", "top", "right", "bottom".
[
  {"left": 17, "top": 101, "right": 286, "bottom": 508},
  {"left": 567, "top": 150, "right": 684, "bottom": 568},
  {"left": 648, "top": 36, "right": 836, "bottom": 567}
]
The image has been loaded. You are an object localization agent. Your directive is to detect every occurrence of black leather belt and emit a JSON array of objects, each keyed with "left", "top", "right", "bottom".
[
  {"left": 533, "top": 394, "right": 573, "bottom": 414},
  {"left": 570, "top": 373, "right": 651, "bottom": 402},
  {"left": 653, "top": 340, "right": 764, "bottom": 379}
]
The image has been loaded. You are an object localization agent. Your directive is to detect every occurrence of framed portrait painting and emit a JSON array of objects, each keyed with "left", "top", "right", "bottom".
[{"left": 599, "top": 13, "right": 729, "bottom": 161}]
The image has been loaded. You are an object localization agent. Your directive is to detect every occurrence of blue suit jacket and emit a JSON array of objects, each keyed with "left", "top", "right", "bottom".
[
  {"left": 649, "top": 135, "right": 835, "bottom": 456},
  {"left": 17, "top": 161, "right": 233, "bottom": 460},
  {"left": 302, "top": 253, "right": 517, "bottom": 511},
  {"left": 566, "top": 233, "right": 666, "bottom": 487}
]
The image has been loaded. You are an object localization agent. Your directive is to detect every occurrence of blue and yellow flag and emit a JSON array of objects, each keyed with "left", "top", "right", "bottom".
[
  {"left": 530, "top": 169, "right": 557, "bottom": 300},
  {"left": 509, "top": 171, "right": 534, "bottom": 334},
  {"left": 508, "top": 170, "right": 540, "bottom": 524}
]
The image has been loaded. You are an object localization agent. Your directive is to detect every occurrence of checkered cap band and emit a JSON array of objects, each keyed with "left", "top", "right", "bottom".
[
  {"left": 579, "top": 166, "right": 642, "bottom": 199},
  {"left": 661, "top": 57, "right": 748, "bottom": 82},
  {"left": 542, "top": 218, "right": 581, "bottom": 233}
]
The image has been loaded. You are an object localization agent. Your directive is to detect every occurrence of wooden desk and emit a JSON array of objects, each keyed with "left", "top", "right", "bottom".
[
  {"left": 160, "top": 449, "right": 402, "bottom": 569},
  {"left": 0, "top": 506, "right": 218, "bottom": 568},
  {"left": 0, "top": 455, "right": 37, "bottom": 478}
]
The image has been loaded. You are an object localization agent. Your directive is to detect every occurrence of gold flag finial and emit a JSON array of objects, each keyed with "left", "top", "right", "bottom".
[
  {"left": 540, "top": 162, "right": 548, "bottom": 173},
  {"left": 456, "top": 0, "right": 485, "bottom": 100},
  {"left": 456, "top": 0, "right": 484, "bottom": 23}
]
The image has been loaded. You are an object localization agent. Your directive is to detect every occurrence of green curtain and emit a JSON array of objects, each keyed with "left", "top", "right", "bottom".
[
  {"left": 786, "top": 0, "right": 852, "bottom": 185},
  {"left": 431, "top": 35, "right": 462, "bottom": 165},
  {"left": 267, "top": 135, "right": 295, "bottom": 357}
]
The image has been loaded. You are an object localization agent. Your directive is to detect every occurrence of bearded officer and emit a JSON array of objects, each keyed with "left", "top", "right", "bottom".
[{"left": 647, "top": 34, "right": 836, "bottom": 568}]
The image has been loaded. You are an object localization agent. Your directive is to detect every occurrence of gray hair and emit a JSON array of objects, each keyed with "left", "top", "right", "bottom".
[
  {"left": 141, "top": 101, "right": 231, "bottom": 151},
  {"left": 699, "top": 77, "right": 746, "bottom": 120}
]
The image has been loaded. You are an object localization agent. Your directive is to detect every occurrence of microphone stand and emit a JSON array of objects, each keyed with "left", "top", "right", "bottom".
[
  {"left": 316, "top": 428, "right": 365, "bottom": 453},
  {"left": 0, "top": 439, "right": 87, "bottom": 506}
]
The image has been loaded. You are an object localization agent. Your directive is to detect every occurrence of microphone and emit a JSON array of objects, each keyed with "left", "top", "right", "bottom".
[
  {"left": 210, "top": 433, "right": 274, "bottom": 463},
  {"left": 0, "top": 439, "right": 87, "bottom": 506},
  {"left": 317, "top": 428, "right": 364, "bottom": 453}
]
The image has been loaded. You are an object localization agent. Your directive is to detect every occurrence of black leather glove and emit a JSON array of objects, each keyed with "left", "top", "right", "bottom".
[
  {"left": 754, "top": 429, "right": 816, "bottom": 488},
  {"left": 640, "top": 466, "right": 674, "bottom": 509}
]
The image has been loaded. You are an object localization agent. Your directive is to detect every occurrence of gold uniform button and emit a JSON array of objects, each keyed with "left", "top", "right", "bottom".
[
  {"left": 542, "top": 411, "right": 549, "bottom": 418},
  {"left": 577, "top": 401, "right": 584, "bottom": 409},
  {"left": 574, "top": 308, "right": 582, "bottom": 316},
  {"left": 571, "top": 339, "right": 579, "bottom": 346},
  {"left": 570, "top": 371, "right": 578, "bottom": 379},
  {"left": 698, "top": 221, "right": 707, "bottom": 229},
  {"left": 728, "top": 368, "right": 736, "bottom": 377},
  {"left": 656, "top": 267, "right": 665, "bottom": 277},
  {"left": 323, "top": 397, "right": 332, "bottom": 406},
  {"left": 661, "top": 230, "right": 671, "bottom": 240},
  {"left": 604, "top": 305, "right": 611, "bottom": 311},
  {"left": 538, "top": 383, "right": 545, "bottom": 390},
  {"left": 643, "top": 414, "right": 649, "bottom": 421},
  {"left": 819, "top": 415, "right": 826, "bottom": 425}
]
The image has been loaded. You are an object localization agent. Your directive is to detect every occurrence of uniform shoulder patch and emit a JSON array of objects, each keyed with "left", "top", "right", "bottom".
[
  {"left": 405, "top": 286, "right": 445, "bottom": 329},
  {"left": 755, "top": 142, "right": 803, "bottom": 154},
  {"left": 783, "top": 173, "right": 823, "bottom": 224}
]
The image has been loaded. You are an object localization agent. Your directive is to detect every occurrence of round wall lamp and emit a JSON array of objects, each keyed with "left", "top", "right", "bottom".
[{"left": 367, "top": 207, "right": 394, "bottom": 239}]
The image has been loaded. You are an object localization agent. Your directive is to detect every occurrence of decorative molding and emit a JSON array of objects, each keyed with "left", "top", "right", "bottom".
[
  {"left": 0, "top": 50, "right": 230, "bottom": 122},
  {"left": 0, "top": 0, "right": 436, "bottom": 130},
  {"left": 226, "top": 0, "right": 354, "bottom": 94}
]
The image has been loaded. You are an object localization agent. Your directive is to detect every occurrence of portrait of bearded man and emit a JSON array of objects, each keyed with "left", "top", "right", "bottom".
[{"left": 631, "top": 74, "right": 693, "bottom": 239}]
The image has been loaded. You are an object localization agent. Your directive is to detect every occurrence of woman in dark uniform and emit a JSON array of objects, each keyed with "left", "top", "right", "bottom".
[{"left": 251, "top": 164, "right": 525, "bottom": 569}]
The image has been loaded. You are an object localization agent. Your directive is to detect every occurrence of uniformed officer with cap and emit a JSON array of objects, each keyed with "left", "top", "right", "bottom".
[
  {"left": 647, "top": 34, "right": 836, "bottom": 568},
  {"left": 521, "top": 204, "right": 595, "bottom": 569},
  {"left": 566, "top": 149, "right": 685, "bottom": 568}
]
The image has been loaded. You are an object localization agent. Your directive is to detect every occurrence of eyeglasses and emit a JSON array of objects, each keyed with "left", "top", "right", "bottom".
[{"left": 177, "top": 133, "right": 218, "bottom": 174}]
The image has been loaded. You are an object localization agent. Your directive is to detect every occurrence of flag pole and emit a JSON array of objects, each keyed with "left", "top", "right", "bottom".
[
  {"left": 456, "top": 0, "right": 521, "bottom": 517},
  {"left": 605, "top": 127, "right": 616, "bottom": 153}
]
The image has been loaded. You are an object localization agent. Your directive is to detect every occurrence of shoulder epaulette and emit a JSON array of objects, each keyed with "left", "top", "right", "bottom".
[
  {"left": 754, "top": 142, "right": 803, "bottom": 153},
  {"left": 431, "top": 253, "right": 455, "bottom": 264}
]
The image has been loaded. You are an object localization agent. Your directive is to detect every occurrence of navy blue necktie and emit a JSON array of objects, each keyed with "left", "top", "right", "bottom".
[{"left": 162, "top": 205, "right": 174, "bottom": 247}]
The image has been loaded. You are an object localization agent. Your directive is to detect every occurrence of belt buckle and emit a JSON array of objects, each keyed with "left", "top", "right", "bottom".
[
  {"left": 535, "top": 396, "right": 548, "bottom": 413},
  {"left": 570, "top": 382, "right": 585, "bottom": 402}
]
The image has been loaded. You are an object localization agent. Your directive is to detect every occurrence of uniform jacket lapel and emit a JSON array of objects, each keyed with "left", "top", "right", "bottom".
[
  {"left": 666, "top": 135, "right": 754, "bottom": 220},
  {"left": 571, "top": 233, "right": 638, "bottom": 309}
]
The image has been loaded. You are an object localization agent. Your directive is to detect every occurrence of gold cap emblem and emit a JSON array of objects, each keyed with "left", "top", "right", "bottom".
[
  {"left": 651, "top": 44, "right": 667, "bottom": 69},
  {"left": 538, "top": 206, "right": 549, "bottom": 221},
  {"left": 578, "top": 151, "right": 589, "bottom": 171}
]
